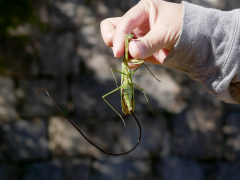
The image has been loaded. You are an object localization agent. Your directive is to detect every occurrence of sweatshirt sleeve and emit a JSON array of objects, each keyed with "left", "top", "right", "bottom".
[{"left": 162, "top": 1, "right": 240, "bottom": 104}]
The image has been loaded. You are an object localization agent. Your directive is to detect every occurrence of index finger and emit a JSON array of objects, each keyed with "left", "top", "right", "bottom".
[
  {"left": 100, "top": 17, "right": 121, "bottom": 47},
  {"left": 113, "top": 2, "right": 149, "bottom": 58}
]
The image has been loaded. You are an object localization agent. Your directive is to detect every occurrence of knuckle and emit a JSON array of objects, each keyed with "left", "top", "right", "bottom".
[{"left": 141, "top": 38, "right": 154, "bottom": 55}]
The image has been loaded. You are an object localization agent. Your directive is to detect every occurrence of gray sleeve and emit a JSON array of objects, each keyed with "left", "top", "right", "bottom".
[{"left": 162, "top": 1, "right": 240, "bottom": 104}]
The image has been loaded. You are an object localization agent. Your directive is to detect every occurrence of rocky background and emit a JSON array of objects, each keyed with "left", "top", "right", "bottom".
[{"left": 0, "top": 0, "right": 240, "bottom": 179}]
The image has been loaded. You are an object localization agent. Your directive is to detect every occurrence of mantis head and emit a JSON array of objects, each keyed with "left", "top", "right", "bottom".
[{"left": 126, "top": 34, "right": 134, "bottom": 40}]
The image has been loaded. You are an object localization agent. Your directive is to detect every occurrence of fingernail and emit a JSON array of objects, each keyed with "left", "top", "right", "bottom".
[{"left": 132, "top": 40, "right": 145, "bottom": 58}]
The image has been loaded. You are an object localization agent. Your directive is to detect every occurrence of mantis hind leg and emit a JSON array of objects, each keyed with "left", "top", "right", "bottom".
[
  {"left": 131, "top": 62, "right": 161, "bottom": 83},
  {"left": 102, "top": 83, "right": 128, "bottom": 127},
  {"left": 133, "top": 83, "right": 158, "bottom": 120},
  {"left": 142, "top": 63, "right": 161, "bottom": 82}
]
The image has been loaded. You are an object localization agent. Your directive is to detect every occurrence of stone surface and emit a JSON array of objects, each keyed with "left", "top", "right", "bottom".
[
  {"left": 171, "top": 106, "right": 223, "bottom": 159},
  {"left": 131, "top": 67, "right": 184, "bottom": 113},
  {"left": 157, "top": 156, "right": 204, "bottom": 180},
  {"left": 0, "top": 165, "right": 20, "bottom": 180},
  {"left": 0, "top": 76, "right": 18, "bottom": 123},
  {"left": 0, "top": 0, "right": 240, "bottom": 180},
  {"left": 48, "top": 116, "right": 95, "bottom": 157},
  {"left": 0, "top": 37, "right": 40, "bottom": 76},
  {"left": 22, "top": 160, "right": 63, "bottom": 180},
  {"left": 48, "top": 113, "right": 168, "bottom": 158},
  {"left": 167, "top": 73, "right": 224, "bottom": 159},
  {"left": 47, "top": 0, "right": 88, "bottom": 29},
  {"left": 38, "top": 32, "right": 80, "bottom": 76},
  {"left": 223, "top": 112, "right": 240, "bottom": 162},
  {"left": 64, "top": 158, "right": 91, "bottom": 180},
  {"left": 91, "top": 156, "right": 151, "bottom": 180},
  {"left": 205, "top": 161, "right": 240, "bottom": 180},
  {"left": 71, "top": 74, "right": 122, "bottom": 119},
  {"left": 16, "top": 78, "right": 68, "bottom": 118},
  {"left": 225, "top": 0, "right": 240, "bottom": 9},
  {"left": 0, "top": 118, "right": 48, "bottom": 161}
]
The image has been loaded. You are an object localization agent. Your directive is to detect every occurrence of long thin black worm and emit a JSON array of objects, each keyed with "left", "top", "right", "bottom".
[{"left": 39, "top": 88, "right": 142, "bottom": 156}]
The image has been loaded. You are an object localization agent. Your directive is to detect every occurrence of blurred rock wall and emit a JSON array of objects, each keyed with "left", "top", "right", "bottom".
[{"left": 0, "top": 0, "right": 240, "bottom": 179}]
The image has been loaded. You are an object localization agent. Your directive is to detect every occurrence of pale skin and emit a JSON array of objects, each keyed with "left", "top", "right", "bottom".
[{"left": 100, "top": 0, "right": 183, "bottom": 69}]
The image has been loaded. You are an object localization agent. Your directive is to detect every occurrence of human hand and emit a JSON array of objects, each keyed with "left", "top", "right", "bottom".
[{"left": 100, "top": 0, "right": 183, "bottom": 68}]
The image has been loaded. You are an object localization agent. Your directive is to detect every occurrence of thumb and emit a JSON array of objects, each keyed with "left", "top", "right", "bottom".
[{"left": 129, "top": 28, "right": 166, "bottom": 59}]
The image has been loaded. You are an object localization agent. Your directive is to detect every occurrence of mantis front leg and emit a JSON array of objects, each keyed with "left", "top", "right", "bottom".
[
  {"left": 111, "top": 68, "right": 128, "bottom": 88},
  {"left": 130, "top": 60, "right": 161, "bottom": 82},
  {"left": 102, "top": 83, "right": 128, "bottom": 127}
]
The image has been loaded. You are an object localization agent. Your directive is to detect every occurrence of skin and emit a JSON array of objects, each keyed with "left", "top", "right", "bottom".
[{"left": 100, "top": 0, "right": 183, "bottom": 69}]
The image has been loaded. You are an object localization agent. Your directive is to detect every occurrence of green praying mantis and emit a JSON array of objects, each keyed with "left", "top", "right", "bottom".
[
  {"left": 39, "top": 34, "right": 160, "bottom": 156},
  {"left": 102, "top": 34, "right": 160, "bottom": 127}
]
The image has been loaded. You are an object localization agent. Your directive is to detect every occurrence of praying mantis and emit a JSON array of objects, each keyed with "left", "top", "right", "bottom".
[
  {"left": 102, "top": 34, "right": 160, "bottom": 127},
  {"left": 39, "top": 34, "right": 160, "bottom": 156}
]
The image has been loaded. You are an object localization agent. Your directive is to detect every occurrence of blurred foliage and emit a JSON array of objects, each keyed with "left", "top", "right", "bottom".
[
  {"left": 0, "top": 0, "right": 41, "bottom": 74},
  {"left": 0, "top": 0, "right": 38, "bottom": 36}
]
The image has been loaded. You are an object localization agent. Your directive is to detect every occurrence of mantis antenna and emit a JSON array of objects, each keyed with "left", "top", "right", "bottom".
[{"left": 39, "top": 88, "right": 142, "bottom": 156}]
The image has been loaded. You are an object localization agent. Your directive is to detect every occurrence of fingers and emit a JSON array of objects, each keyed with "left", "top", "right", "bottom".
[
  {"left": 101, "top": 17, "right": 149, "bottom": 48},
  {"left": 101, "top": 1, "right": 149, "bottom": 57},
  {"left": 101, "top": 0, "right": 182, "bottom": 65},
  {"left": 128, "top": 49, "right": 169, "bottom": 69},
  {"left": 128, "top": 1, "right": 183, "bottom": 60},
  {"left": 113, "top": 3, "right": 147, "bottom": 58},
  {"left": 129, "top": 27, "right": 165, "bottom": 60},
  {"left": 100, "top": 1, "right": 163, "bottom": 59},
  {"left": 100, "top": 17, "right": 120, "bottom": 47}
]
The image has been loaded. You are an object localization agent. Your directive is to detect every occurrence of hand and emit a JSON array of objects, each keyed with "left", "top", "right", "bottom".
[{"left": 100, "top": 0, "right": 183, "bottom": 68}]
